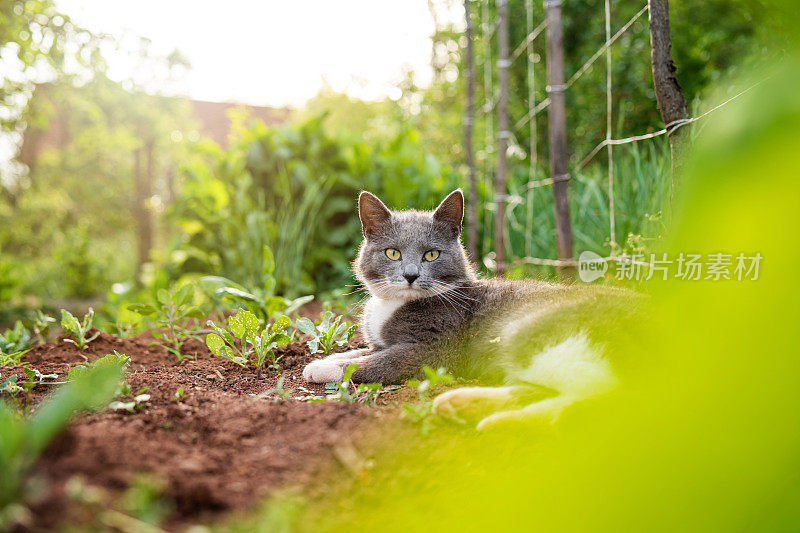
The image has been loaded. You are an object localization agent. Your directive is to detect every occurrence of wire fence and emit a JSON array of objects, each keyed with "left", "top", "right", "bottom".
[{"left": 465, "top": 0, "right": 753, "bottom": 273}]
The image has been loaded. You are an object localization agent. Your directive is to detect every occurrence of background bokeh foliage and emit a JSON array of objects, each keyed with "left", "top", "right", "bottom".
[{"left": 0, "top": 0, "right": 776, "bottom": 326}]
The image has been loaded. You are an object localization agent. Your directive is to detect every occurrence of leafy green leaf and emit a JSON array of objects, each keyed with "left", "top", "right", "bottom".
[
  {"left": 156, "top": 289, "right": 172, "bottom": 306},
  {"left": 264, "top": 296, "right": 290, "bottom": 317},
  {"left": 183, "top": 306, "right": 205, "bottom": 320},
  {"left": 319, "top": 311, "right": 333, "bottom": 332},
  {"left": 174, "top": 284, "right": 194, "bottom": 307},
  {"left": 206, "top": 321, "right": 235, "bottom": 348},
  {"left": 60, "top": 309, "right": 80, "bottom": 335},
  {"left": 272, "top": 315, "right": 291, "bottom": 334},
  {"left": 229, "top": 308, "right": 259, "bottom": 342},
  {"left": 206, "top": 334, "right": 246, "bottom": 366},
  {"left": 331, "top": 321, "right": 348, "bottom": 341},
  {"left": 216, "top": 287, "right": 258, "bottom": 304},
  {"left": 262, "top": 244, "right": 275, "bottom": 276},
  {"left": 127, "top": 303, "right": 157, "bottom": 316},
  {"left": 109, "top": 400, "right": 136, "bottom": 412},
  {"left": 270, "top": 333, "right": 291, "bottom": 347},
  {"left": 205, "top": 334, "right": 228, "bottom": 357},
  {"left": 0, "top": 373, "right": 19, "bottom": 393},
  {"left": 342, "top": 363, "right": 358, "bottom": 383},
  {"left": 307, "top": 338, "right": 319, "bottom": 354},
  {"left": 295, "top": 318, "right": 316, "bottom": 336},
  {"left": 82, "top": 308, "right": 95, "bottom": 330}
]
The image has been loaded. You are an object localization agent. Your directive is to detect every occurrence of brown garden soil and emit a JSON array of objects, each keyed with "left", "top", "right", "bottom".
[{"left": 4, "top": 325, "right": 426, "bottom": 531}]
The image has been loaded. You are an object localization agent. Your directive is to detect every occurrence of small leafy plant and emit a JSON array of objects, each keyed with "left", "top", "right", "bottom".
[
  {"left": 68, "top": 353, "right": 148, "bottom": 413},
  {"left": 109, "top": 384, "right": 150, "bottom": 413},
  {"left": 0, "top": 368, "right": 59, "bottom": 407},
  {"left": 127, "top": 285, "right": 204, "bottom": 361},
  {"left": 206, "top": 308, "right": 293, "bottom": 379},
  {"left": 401, "top": 367, "right": 454, "bottom": 435},
  {"left": 0, "top": 321, "right": 34, "bottom": 355},
  {"left": 324, "top": 364, "right": 399, "bottom": 406},
  {"left": 171, "top": 387, "right": 187, "bottom": 402},
  {"left": 296, "top": 311, "right": 357, "bottom": 356},
  {"left": 256, "top": 374, "right": 294, "bottom": 402},
  {"left": 68, "top": 352, "right": 131, "bottom": 381},
  {"left": 32, "top": 311, "right": 56, "bottom": 344},
  {"left": 61, "top": 308, "right": 101, "bottom": 351},
  {"left": 0, "top": 347, "right": 28, "bottom": 369}
]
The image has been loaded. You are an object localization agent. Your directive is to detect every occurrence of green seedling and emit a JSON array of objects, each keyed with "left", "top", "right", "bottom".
[
  {"left": 0, "top": 321, "right": 34, "bottom": 355},
  {"left": 171, "top": 387, "right": 187, "bottom": 402},
  {"left": 323, "top": 364, "right": 398, "bottom": 406},
  {"left": 0, "top": 353, "right": 125, "bottom": 525},
  {"left": 0, "top": 368, "right": 60, "bottom": 397},
  {"left": 110, "top": 321, "right": 135, "bottom": 339},
  {"left": 401, "top": 366, "right": 454, "bottom": 435},
  {"left": 127, "top": 284, "right": 204, "bottom": 361},
  {"left": 61, "top": 308, "right": 101, "bottom": 351},
  {"left": 0, "top": 347, "right": 28, "bottom": 369},
  {"left": 109, "top": 384, "right": 150, "bottom": 413},
  {"left": 206, "top": 308, "right": 293, "bottom": 379},
  {"left": 68, "top": 353, "right": 145, "bottom": 413},
  {"left": 32, "top": 311, "right": 56, "bottom": 344},
  {"left": 256, "top": 374, "right": 294, "bottom": 402},
  {"left": 68, "top": 352, "right": 131, "bottom": 381},
  {"left": 296, "top": 311, "right": 357, "bottom": 356}
]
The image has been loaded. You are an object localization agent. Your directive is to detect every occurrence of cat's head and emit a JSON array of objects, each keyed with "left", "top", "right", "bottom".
[{"left": 354, "top": 189, "right": 476, "bottom": 301}]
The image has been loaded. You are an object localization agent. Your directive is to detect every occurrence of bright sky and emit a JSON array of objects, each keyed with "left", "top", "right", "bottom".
[{"left": 56, "top": 0, "right": 460, "bottom": 108}]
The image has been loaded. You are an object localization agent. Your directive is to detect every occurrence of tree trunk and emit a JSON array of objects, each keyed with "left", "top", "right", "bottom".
[
  {"left": 464, "top": 0, "right": 479, "bottom": 264},
  {"left": 134, "top": 139, "right": 155, "bottom": 279},
  {"left": 545, "top": 0, "right": 575, "bottom": 279},
  {"left": 648, "top": 0, "right": 688, "bottom": 185},
  {"left": 494, "top": 0, "right": 510, "bottom": 276}
]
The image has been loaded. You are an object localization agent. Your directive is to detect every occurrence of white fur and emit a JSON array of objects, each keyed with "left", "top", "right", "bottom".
[
  {"left": 434, "top": 333, "right": 618, "bottom": 430},
  {"left": 302, "top": 358, "right": 345, "bottom": 383},
  {"left": 512, "top": 333, "right": 617, "bottom": 398},
  {"left": 363, "top": 297, "right": 404, "bottom": 345}
]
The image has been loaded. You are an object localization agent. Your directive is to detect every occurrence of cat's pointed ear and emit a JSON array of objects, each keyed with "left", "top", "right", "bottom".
[
  {"left": 433, "top": 189, "right": 464, "bottom": 239},
  {"left": 358, "top": 191, "right": 392, "bottom": 237}
]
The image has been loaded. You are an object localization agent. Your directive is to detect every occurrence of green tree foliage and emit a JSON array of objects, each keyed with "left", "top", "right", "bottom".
[
  {"left": 0, "top": 77, "right": 193, "bottom": 301},
  {"left": 0, "top": 0, "right": 101, "bottom": 134}
]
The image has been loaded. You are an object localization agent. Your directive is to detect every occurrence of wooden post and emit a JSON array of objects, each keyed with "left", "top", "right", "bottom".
[
  {"left": 134, "top": 137, "right": 155, "bottom": 279},
  {"left": 648, "top": 0, "right": 688, "bottom": 186},
  {"left": 544, "top": 0, "right": 574, "bottom": 278},
  {"left": 494, "top": 0, "right": 510, "bottom": 276},
  {"left": 464, "top": 0, "right": 479, "bottom": 264}
]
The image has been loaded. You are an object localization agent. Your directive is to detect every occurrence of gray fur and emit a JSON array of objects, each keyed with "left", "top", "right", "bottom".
[{"left": 303, "top": 189, "right": 644, "bottom": 386}]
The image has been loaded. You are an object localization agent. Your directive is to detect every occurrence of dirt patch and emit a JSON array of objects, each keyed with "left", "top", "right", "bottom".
[{"left": 8, "top": 327, "right": 406, "bottom": 530}]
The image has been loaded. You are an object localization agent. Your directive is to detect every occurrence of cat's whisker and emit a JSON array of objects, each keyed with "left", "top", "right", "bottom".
[
  {"left": 431, "top": 285, "right": 470, "bottom": 314},
  {"left": 434, "top": 290, "right": 465, "bottom": 317},
  {"left": 428, "top": 280, "right": 480, "bottom": 304}
]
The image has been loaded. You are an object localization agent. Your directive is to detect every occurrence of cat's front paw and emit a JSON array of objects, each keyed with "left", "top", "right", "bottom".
[{"left": 302, "top": 358, "right": 345, "bottom": 383}]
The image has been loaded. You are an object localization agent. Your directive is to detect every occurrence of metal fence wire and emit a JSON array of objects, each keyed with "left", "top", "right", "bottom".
[{"left": 462, "top": 0, "right": 756, "bottom": 275}]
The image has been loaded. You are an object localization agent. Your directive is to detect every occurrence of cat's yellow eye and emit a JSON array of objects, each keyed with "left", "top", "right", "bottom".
[
  {"left": 385, "top": 248, "right": 401, "bottom": 261},
  {"left": 424, "top": 249, "right": 440, "bottom": 261}
]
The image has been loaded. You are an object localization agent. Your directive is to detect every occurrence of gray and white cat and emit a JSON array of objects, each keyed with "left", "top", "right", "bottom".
[{"left": 303, "top": 189, "right": 644, "bottom": 428}]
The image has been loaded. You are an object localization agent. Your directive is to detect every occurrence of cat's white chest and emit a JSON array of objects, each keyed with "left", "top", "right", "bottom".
[{"left": 363, "top": 297, "right": 404, "bottom": 346}]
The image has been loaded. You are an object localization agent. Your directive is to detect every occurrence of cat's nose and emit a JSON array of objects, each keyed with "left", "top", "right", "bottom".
[
  {"left": 403, "top": 264, "right": 419, "bottom": 285},
  {"left": 404, "top": 273, "right": 419, "bottom": 285}
]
